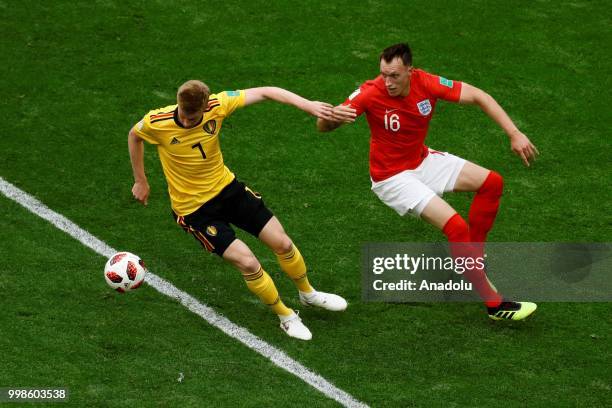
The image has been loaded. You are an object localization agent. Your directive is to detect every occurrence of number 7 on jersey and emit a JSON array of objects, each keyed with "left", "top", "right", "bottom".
[{"left": 192, "top": 142, "right": 207, "bottom": 159}]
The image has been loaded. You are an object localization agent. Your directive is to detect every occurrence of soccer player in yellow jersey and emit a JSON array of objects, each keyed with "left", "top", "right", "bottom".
[{"left": 128, "top": 80, "right": 351, "bottom": 340}]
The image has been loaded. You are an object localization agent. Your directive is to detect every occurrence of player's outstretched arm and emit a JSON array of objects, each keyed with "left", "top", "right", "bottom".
[
  {"left": 128, "top": 128, "right": 150, "bottom": 206},
  {"left": 316, "top": 104, "right": 357, "bottom": 132},
  {"left": 244, "top": 87, "right": 334, "bottom": 120},
  {"left": 459, "top": 83, "right": 539, "bottom": 166}
]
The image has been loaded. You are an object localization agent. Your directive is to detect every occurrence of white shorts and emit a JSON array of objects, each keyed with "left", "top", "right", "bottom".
[{"left": 371, "top": 149, "right": 467, "bottom": 217}]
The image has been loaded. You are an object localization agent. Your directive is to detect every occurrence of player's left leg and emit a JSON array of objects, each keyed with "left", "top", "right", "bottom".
[
  {"left": 453, "top": 161, "right": 504, "bottom": 243},
  {"left": 451, "top": 161, "right": 500, "bottom": 288},
  {"left": 258, "top": 217, "right": 348, "bottom": 312},
  {"left": 420, "top": 195, "right": 503, "bottom": 308},
  {"left": 450, "top": 161, "right": 536, "bottom": 320},
  {"left": 230, "top": 180, "right": 347, "bottom": 312}
]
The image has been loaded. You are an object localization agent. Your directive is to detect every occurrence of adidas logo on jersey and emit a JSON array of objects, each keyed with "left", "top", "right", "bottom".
[{"left": 170, "top": 137, "right": 180, "bottom": 145}]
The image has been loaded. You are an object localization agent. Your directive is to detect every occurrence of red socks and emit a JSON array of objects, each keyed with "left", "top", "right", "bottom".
[
  {"left": 443, "top": 213, "right": 502, "bottom": 307},
  {"left": 468, "top": 171, "right": 503, "bottom": 243}
]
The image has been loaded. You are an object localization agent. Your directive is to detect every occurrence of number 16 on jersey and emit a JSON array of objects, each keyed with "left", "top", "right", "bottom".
[{"left": 384, "top": 113, "right": 400, "bottom": 132}]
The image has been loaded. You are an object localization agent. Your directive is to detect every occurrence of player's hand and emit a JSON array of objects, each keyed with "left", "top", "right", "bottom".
[
  {"left": 132, "top": 180, "right": 150, "bottom": 206},
  {"left": 510, "top": 130, "right": 539, "bottom": 167},
  {"left": 304, "top": 101, "right": 335, "bottom": 120},
  {"left": 331, "top": 105, "right": 357, "bottom": 123}
]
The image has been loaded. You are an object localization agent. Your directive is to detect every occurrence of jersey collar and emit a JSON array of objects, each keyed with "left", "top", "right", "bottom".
[{"left": 173, "top": 108, "right": 204, "bottom": 129}]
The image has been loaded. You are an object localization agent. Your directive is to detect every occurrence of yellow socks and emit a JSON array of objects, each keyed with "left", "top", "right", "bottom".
[
  {"left": 276, "top": 244, "right": 314, "bottom": 293},
  {"left": 243, "top": 267, "right": 292, "bottom": 316},
  {"left": 242, "top": 245, "right": 314, "bottom": 317}
]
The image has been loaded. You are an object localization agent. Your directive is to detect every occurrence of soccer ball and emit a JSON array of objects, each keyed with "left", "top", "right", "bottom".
[{"left": 104, "top": 252, "right": 146, "bottom": 292}]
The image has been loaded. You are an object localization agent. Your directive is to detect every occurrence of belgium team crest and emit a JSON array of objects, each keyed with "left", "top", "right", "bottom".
[
  {"left": 206, "top": 225, "right": 218, "bottom": 236},
  {"left": 203, "top": 120, "right": 217, "bottom": 134},
  {"left": 416, "top": 99, "right": 432, "bottom": 116}
]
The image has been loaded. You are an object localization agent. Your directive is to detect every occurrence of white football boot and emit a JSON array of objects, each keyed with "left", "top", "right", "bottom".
[
  {"left": 279, "top": 311, "right": 312, "bottom": 341},
  {"left": 299, "top": 290, "right": 348, "bottom": 311}
]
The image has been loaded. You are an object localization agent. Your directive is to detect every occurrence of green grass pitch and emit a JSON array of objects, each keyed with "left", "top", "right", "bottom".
[{"left": 1, "top": 1, "right": 610, "bottom": 406}]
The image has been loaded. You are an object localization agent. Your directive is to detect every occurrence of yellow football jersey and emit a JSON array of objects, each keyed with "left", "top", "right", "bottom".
[{"left": 133, "top": 90, "right": 245, "bottom": 215}]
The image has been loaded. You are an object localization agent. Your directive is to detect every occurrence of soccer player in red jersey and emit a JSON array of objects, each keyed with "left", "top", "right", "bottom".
[{"left": 317, "top": 43, "right": 539, "bottom": 320}]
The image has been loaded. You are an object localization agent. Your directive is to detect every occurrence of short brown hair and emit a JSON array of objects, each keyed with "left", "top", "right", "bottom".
[
  {"left": 177, "top": 80, "right": 210, "bottom": 114},
  {"left": 380, "top": 43, "right": 412, "bottom": 66}
]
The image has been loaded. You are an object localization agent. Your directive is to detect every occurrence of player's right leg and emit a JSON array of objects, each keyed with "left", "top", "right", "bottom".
[
  {"left": 174, "top": 208, "right": 311, "bottom": 339},
  {"left": 222, "top": 239, "right": 312, "bottom": 340},
  {"left": 222, "top": 238, "right": 294, "bottom": 319},
  {"left": 372, "top": 171, "right": 503, "bottom": 309},
  {"left": 408, "top": 151, "right": 536, "bottom": 320}
]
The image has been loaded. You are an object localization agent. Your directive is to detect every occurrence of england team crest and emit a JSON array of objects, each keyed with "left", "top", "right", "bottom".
[{"left": 416, "top": 99, "right": 432, "bottom": 116}]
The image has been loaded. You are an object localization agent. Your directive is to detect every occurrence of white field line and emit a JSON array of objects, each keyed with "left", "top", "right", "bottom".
[{"left": 0, "top": 177, "right": 368, "bottom": 408}]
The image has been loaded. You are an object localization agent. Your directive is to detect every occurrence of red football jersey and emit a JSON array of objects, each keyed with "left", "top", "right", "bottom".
[{"left": 343, "top": 69, "right": 462, "bottom": 181}]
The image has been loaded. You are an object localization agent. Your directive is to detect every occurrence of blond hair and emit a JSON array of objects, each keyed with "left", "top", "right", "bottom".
[{"left": 177, "top": 80, "right": 210, "bottom": 114}]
